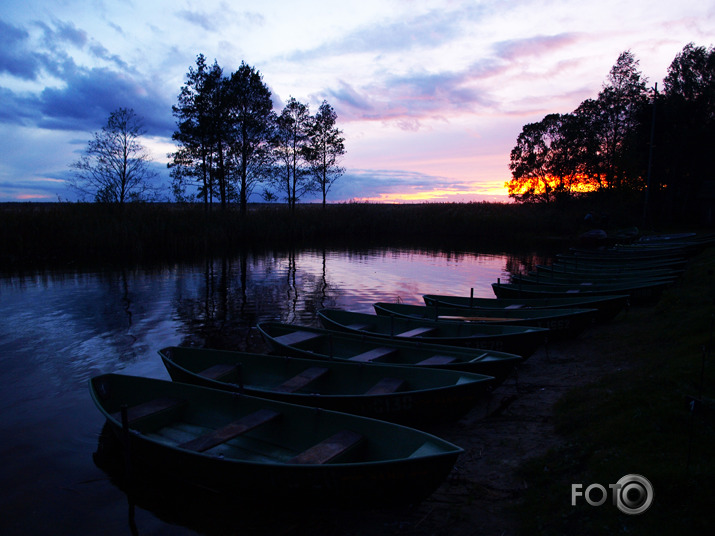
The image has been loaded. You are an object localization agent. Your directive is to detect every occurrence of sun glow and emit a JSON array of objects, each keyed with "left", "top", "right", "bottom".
[
  {"left": 505, "top": 174, "right": 601, "bottom": 197},
  {"left": 356, "top": 185, "right": 510, "bottom": 203}
]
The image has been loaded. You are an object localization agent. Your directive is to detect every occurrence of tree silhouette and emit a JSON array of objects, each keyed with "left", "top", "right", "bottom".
[
  {"left": 225, "top": 63, "right": 275, "bottom": 216},
  {"left": 69, "top": 108, "right": 157, "bottom": 203},
  {"left": 271, "top": 97, "right": 314, "bottom": 211},
  {"left": 307, "top": 100, "right": 345, "bottom": 207}
]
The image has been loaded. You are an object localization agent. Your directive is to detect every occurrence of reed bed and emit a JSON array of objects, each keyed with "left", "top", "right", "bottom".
[{"left": 1, "top": 196, "right": 643, "bottom": 270}]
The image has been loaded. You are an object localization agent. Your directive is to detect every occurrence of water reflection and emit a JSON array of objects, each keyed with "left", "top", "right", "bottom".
[{"left": 0, "top": 246, "right": 551, "bottom": 536}]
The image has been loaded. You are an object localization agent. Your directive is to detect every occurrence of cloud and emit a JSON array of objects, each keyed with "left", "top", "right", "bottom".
[
  {"left": 35, "top": 19, "right": 88, "bottom": 48},
  {"left": 36, "top": 68, "right": 174, "bottom": 135},
  {"left": 0, "top": 17, "right": 173, "bottom": 136},
  {"left": 325, "top": 64, "right": 498, "bottom": 128},
  {"left": 0, "top": 19, "right": 45, "bottom": 80},
  {"left": 175, "top": 3, "right": 265, "bottom": 32},
  {"left": 493, "top": 33, "right": 583, "bottom": 61},
  {"left": 288, "top": 6, "right": 464, "bottom": 62}
]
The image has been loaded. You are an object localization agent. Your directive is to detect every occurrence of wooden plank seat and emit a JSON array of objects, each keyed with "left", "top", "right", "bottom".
[
  {"left": 112, "top": 397, "right": 185, "bottom": 423},
  {"left": 416, "top": 355, "right": 457, "bottom": 366},
  {"left": 348, "top": 347, "right": 397, "bottom": 363},
  {"left": 198, "top": 363, "right": 238, "bottom": 381},
  {"left": 274, "top": 366, "right": 329, "bottom": 393},
  {"left": 396, "top": 326, "right": 437, "bottom": 338},
  {"left": 439, "top": 315, "right": 513, "bottom": 322},
  {"left": 289, "top": 430, "right": 364, "bottom": 464},
  {"left": 365, "top": 377, "right": 406, "bottom": 395},
  {"left": 274, "top": 330, "right": 322, "bottom": 346},
  {"left": 179, "top": 408, "right": 281, "bottom": 453}
]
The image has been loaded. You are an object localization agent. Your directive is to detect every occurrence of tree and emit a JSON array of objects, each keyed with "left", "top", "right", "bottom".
[
  {"left": 592, "top": 51, "right": 649, "bottom": 190},
  {"left": 271, "top": 97, "right": 314, "bottom": 210},
  {"left": 507, "top": 51, "right": 649, "bottom": 203},
  {"left": 170, "top": 57, "right": 275, "bottom": 214},
  {"left": 659, "top": 43, "right": 715, "bottom": 219},
  {"left": 225, "top": 62, "right": 275, "bottom": 216},
  {"left": 169, "top": 55, "right": 226, "bottom": 210},
  {"left": 508, "top": 115, "right": 560, "bottom": 203},
  {"left": 69, "top": 107, "right": 157, "bottom": 203},
  {"left": 307, "top": 100, "right": 345, "bottom": 207}
]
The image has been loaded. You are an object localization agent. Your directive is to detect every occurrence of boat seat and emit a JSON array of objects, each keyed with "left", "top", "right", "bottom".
[
  {"left": 197, "top": 363, "right": 238, "bottom": 381},
  {"left": 289, "top": 430, "right": 364, "bottom": 464},
  {"left": 396, "top": 326, "right": 436, "bottom": 337},
  {"left": 349, "top": 347, "right": 396, "bottom": 362},
  {"left": 365, "top": 377, "right": 406, "bottom": 395},
  {"left": 112, "top": 397, "right": 185, "bottom": 423},
  {"left": 439, "top": 315, "right": 512, "bottom": 322},
  {"left": 179, "top": 408, "right": 281, "bottom": 453},
  {"left": 274, "top": 330, "right": 322, "bottom": 346},
  {"left": 417, "top": 355, "right": 457, "bottom": 365},
  {"left": 274, "top": 366, "right": 329, "bottom": 393}
]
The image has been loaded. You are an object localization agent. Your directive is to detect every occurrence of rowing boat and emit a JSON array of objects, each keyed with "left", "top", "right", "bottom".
[
  {"left": 317, "top": 308, "right": 547, "bottom": 357},
  {"left": 422, "top": 293, "right": 629, "bottom": 323},
  {"left": 158, "top": 346, "right": 493, "bottom": 426},
  {"left": 373, "top": 302, "right": 597, "bottom": 340},
  {"left": 491, "top": 277, "right": 669, "bottom": 305},
  {"left": 90, "top": 373, "right": 463, "bottom": 507},
  {"left": 256, "top": 322, "right": 523, "bottom": 385},
  {"left": 509, "top": 272, "right": 678, "bottom": 287}
]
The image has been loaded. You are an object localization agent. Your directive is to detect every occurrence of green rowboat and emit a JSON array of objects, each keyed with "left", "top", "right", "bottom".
[
  {"left": 159, "top": 346, "right": 493, "bottom": 426},
  {"left": 257, "top": 322, "right": 523, "bottom": 385},
  {"left": 90, "top": 373, "right": 463, "bottom": 507},
  {"left": 422, "top": 293, "right": 629, "bottom": 323},
  {"left": 374, "top": 302, "right": 597, "bottom": 340},
  {"left": 317, "top": 308, "right": 547, "bottom": 357}
]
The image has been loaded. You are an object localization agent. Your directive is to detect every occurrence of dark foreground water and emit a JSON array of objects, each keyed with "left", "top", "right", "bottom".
[{"left": 0, "top": 247, "right": 544, "bottom": 535}]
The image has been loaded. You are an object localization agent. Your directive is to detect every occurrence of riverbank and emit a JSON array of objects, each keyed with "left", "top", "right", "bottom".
[{"left": 1, "top": 197, "right": 645, "bottom": 270}]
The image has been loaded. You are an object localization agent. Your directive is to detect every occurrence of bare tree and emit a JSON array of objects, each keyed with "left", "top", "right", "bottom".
[{"left": 69, "top": 108, "right": 157, "bottom": 203}]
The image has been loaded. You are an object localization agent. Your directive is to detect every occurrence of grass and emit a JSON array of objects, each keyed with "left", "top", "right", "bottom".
[{"left": 515, "top": 246, "right": 715, "bottom": 534}]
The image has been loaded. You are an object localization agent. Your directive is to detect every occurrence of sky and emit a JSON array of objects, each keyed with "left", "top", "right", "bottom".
[{"left": 1, "top": 0, "right": 713, "bottom": 204}]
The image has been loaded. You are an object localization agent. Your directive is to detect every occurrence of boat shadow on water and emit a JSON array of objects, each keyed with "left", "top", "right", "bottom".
[{"left": 93, "top": 422, "right": 415, "bottom": 535}]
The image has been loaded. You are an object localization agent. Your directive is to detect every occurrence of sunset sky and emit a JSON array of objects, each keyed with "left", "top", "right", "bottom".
[{"left": 1, "top": 0, "right": 713, "bottom": 203}]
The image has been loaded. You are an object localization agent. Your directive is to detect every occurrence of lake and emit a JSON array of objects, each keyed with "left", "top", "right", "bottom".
[{"left": 0, "top": 246, "right": 547, "bottom": 535}]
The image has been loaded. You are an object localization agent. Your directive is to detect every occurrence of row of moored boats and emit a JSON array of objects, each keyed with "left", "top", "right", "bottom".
[{"left": 90, "top": 232, "right": 714, "bottom": 507}]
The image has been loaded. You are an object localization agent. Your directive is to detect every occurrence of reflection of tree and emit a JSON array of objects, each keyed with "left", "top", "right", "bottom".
[
  {"left": 171, "top": 250, "right": 342, "bottom": 349},
  {"left": 504, "top": 252, "right": 555, "bottom": 279}
]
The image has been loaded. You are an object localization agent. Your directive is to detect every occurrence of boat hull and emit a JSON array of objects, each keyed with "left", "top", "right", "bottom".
[
  {"left": 373, "top": 302, "right": 597, "bottom": 340},
  {"left": 317, "top": 308, "right": 547, "bottom": 357},
  {"left": 422, "top": 294, "right": 629, "bottom": 323},
  {"left": 90, "top": 374, "right": 462, "bottom": 507},
  {"left": 159, "top": 346, "right": 493, "bottom": 426},
  {"left": 257, "top": 322, "right": 523, "bottom": 386}
]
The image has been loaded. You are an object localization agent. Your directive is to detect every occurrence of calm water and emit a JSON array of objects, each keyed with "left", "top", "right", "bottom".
[{"left": 0, "top": 247, "right": 545, "bottom": 535}]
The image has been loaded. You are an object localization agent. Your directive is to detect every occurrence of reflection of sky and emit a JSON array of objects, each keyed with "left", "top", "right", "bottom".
[
  {"left": 303, "top": 249, "right": 509, "bottom": 312},
  {"left": 0, "top": 249, "right": 511, "bottom": 395}
]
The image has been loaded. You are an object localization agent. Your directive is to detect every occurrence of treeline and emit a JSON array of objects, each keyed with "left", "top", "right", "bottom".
[
  {"left": 169, "top": 55, "right": 345, "bottom": 214},
  {"left": 0, "top": 198, "right": 640, "bottom": 269},
  {"left": 507, "top": 43, "right": 715, "bottom": 224}
]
